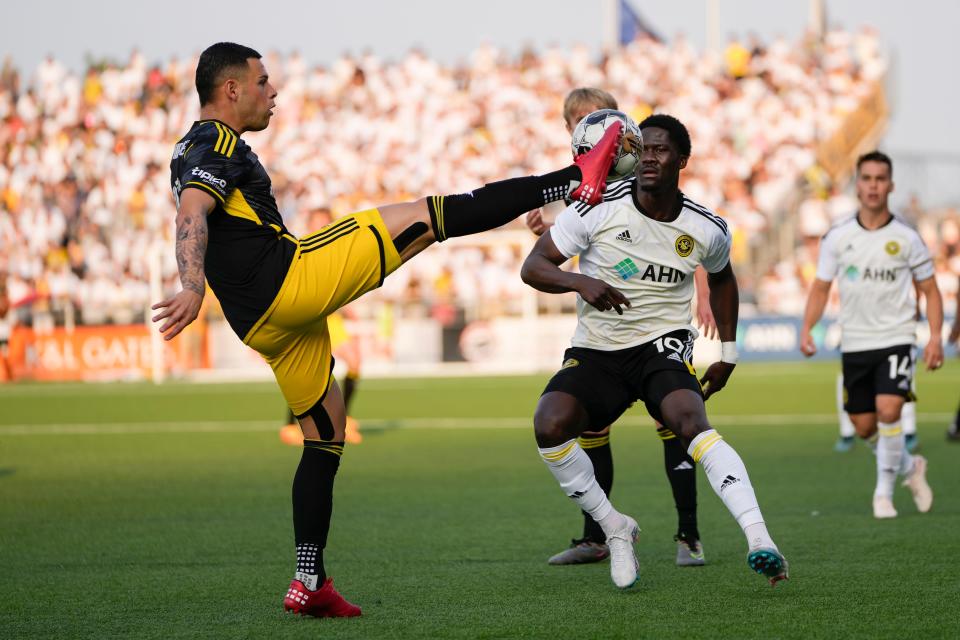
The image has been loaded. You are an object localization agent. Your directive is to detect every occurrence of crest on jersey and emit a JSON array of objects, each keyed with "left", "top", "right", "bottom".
[
  {"left": 561, "top": 358, "right": 579, "bottom": 370},
  {"left": 885, "top": 241, "right": 900, "bottom": 256},
  {"left": 675, "top": 234, "right": 694, "bottom": 257}
]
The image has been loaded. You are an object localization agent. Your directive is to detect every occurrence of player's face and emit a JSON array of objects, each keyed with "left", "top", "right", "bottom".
[
  {"left": 855, "top": 160, "right": 893, "bottom": 212},
  {"left": 636, "top": 127, "right": 687, "bottom": 191},
  {"left": 237, "top": 58, "right": 277, "bottom": 132},
  {"left": 565, "top": 103, "right": 606, "bottom": 134}
]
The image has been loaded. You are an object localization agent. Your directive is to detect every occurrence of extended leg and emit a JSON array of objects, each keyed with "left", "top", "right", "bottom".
[{"left": 660, "top": 389, "right": 787, "bottom": 586}]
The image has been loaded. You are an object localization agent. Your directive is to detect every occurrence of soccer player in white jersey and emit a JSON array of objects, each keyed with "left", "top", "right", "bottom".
[
  {"left": 529, "top": 89, "right": 708, "bottom": 569},
  {"left": 800, "top": 151, "right": 943, "bottom": 519},
  {"left": 521, "top": 114, "right": 787, "bottom": 589}
]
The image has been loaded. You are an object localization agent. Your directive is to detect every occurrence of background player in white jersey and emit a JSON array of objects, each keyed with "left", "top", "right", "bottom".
[
  {"left": 521, "top": 114, "right": 787, "bottom": 589},
  {"left": 800, "top": 151, "right": 943, "bottom": 519},
  {"left": 834, "top": 292, "right": 920, "bottom": 454},
  {"left": 529, "top": 89, "right": 708, "bottom": 568}
]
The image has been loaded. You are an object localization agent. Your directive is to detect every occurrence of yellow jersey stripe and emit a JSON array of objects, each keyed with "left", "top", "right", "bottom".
[
  {"left": 223, "top": 189, "right": 262, "bottom": 225},
  {"left": 225, "top": 129, "right": 238, "bottom": 157},
  {"left": 691, "top": 432, "right": 722, "bottom": 463},
  {"left": 213, "top": 122, "right": 226, "bottom": 154},
  {"left": 541, "top": 441, "right": 575, "bottom": 462},
  {"left": 184, "top": 181, "right": 225, "bottom": 203}
]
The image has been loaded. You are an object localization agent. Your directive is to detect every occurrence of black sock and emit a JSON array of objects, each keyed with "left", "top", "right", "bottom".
[
  {"left": 427, "top": 166, "right": 580, "bottom": 241},
  {"left": 658, "top": 426, "right": 699, "bottom": 541},
  {"left": 292, "top": 440, "right": 344, "bottom": 588},
  {"left": 342, "top": 374, "right": 358, "bottom": 414},
  {"left": 580, "top": 433, "right": 613, "bottom": 544}
]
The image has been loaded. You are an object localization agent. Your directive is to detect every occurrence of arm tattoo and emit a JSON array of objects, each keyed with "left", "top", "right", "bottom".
[{"left": 175, "top": 212, "right": 208, "bottom": 296}]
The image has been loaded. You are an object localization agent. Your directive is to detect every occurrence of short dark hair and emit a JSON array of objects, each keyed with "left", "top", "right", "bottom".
[
  {"left": 638, "top": 114, "right": 692, "bottom": 157},
  {"left": 196, "top": 42, "right": 262, "bottom": 106},
  {"left": 856, "top": 150, "right": 893, "bottom": 178}
]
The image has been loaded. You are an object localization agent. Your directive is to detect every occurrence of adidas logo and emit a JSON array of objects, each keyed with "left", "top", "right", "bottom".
[
  {"left": 615, "top": 229, "right": 632, "bottom": 243},
  {"left": 568, "top": 490, "right": 586, "bottom": 499},
  {"left": 719, "top": 475, "right": 740, "bottom": 491},
  {"left": 673, "top": 461, "right": 694, "bottom": 471}
]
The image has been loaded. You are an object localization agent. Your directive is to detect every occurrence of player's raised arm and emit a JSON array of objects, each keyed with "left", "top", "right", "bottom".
[
  {"left": 698, "top": 261, "right": 738, "bottom": 399},
  {"left": 915, "top": 275, "right": 944, "bottom": 370},
  {"left": 521, "top": 231, "right": 630, "bottom": 315},
  {"left": 151, "top": 188, "right": 215, "bottom": 340}
]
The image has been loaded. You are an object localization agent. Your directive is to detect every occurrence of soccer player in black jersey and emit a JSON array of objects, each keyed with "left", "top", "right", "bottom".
[{"left": 153, "top": 42, "right": 622, "bottom": 618}]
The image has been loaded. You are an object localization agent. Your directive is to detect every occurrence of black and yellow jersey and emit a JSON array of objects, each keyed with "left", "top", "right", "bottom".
[{"left": 170, "top": 119, "right": 296, "bottom": 339}]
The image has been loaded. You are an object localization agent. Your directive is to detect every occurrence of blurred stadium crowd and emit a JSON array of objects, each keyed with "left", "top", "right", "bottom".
[{"left": 0, "top": 27, "right": 957, "bottom": 333}]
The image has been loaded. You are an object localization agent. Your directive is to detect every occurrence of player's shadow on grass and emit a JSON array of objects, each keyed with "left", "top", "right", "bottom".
[{"left": 0, "top": 467, "right": 16, "bottom": 479}]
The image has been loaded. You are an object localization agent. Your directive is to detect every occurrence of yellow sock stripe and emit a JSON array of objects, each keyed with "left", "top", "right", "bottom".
[
  {"left": 431, "top": 196, "right": 446, "bottom": 241},
  {"left": 578, "top": 434, "right": 610, "bottom": 449},
  {"left": 656, "top": 427, "right": 677, "bottom": 441},
  {"left": 303, "top": 439, "right": 345, "bottom": 456},
  {"left": 878, "top": 425, "right": 902, "bottom": 437},
  {"left": 541, "top": 440, "right": 576, "bottom": 462},
  {"left": 691, "top": 432, "right": 723, "bottom": 463},
  {"left": 213, "top": 122, "right": 225, "bottom": 154},
  {"left": 440, "top": 195, "right": 446, "bottom": 241}
]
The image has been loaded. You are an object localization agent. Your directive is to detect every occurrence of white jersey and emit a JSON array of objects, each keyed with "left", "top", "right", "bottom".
[
  {"left": 816, "top": 214, "right": 934, "bottom": 352},
  {"left": 550, "top": 179, "right": 731, "bottom": 350}
]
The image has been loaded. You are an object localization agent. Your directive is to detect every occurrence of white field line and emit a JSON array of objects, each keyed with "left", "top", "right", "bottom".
[{"left": 0, "top": 413, "right": 954, "bottom": 436}]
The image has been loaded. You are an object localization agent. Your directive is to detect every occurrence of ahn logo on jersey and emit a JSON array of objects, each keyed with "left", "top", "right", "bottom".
[
  {"left": 885, "top": 241, "right": 900, "bottom": 256},
  {"left": 191, "top": 167, "right": 227, "bottom": 188},
  {"left": 675, "top": 234, "right": 694, "bottom": 257},
  {"left": 844, "top": 265, "right": 860, "bottom": 281}
]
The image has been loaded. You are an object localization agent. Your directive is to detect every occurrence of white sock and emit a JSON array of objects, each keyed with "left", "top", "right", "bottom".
[
  {"left": 539, "top": 439, "right": 626, "bottom": 537},
  {"left": 837, "top": 374, "right": 855, "bottom": 438},
  {"left": 901, "top": 402, "right": 916, "bottom": 436},
  {"left": 688, "top": 429, "right": 775, "bottom": 550},
  {"left": 875, "top": 421, "right": 905, "bottom": 498}
]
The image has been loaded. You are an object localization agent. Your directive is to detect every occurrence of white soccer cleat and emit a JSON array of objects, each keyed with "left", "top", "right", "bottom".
[
  {"left": 903, "top": 455, "right": 933, "bottom": 513},
  {"left": 605, "top": 515, "right": 640, "bottom": 589},
  {"left": 872, "top": 495, "right": 898, "bottom": 519}
]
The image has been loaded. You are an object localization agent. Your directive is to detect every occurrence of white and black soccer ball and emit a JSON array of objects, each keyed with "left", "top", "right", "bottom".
[{"left": 570, "top": 109, "right": 643, "bottom": 183}]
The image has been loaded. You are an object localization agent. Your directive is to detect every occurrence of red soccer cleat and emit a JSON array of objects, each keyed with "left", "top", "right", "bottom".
[
  {"left": 570, "top": 119, "right": 622, "bottom": 205},
  {"left": 283, "top": 578, "right": 362, "bottom": 618}
]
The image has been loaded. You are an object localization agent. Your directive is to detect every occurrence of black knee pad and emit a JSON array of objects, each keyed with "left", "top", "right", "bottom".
[{"left": 297, "top": 400, "right": 335, "bottom": 441}]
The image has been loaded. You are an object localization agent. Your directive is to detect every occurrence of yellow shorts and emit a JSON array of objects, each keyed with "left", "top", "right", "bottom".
[{"left": 244, "top": 209, "right": 401, "bottom": 415}]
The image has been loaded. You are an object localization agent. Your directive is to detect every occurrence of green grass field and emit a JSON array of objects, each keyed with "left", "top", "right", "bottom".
[{"left": 2, "top": 361, "right": 959, "bottom": 639}]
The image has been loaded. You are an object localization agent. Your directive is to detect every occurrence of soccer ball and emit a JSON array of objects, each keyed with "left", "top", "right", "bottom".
[{"left": 570, "top": 109, "right": 643, "bottom": 183}]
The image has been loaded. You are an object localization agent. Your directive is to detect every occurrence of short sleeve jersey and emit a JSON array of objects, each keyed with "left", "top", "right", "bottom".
[
  {"left": 815, "top": 214, "right": 934, "bottom": 352},
  {"left": 170, "top": 120, "right": 297, "bottom": 340},
  {"left": 549, "top": 179, "right": 731, "bottom": 350}
]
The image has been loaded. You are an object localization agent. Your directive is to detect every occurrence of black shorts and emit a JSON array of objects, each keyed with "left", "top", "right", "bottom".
[
  {"left": 542, "top": 329, "right": 703, "bottom": 429},
  {"left": 841, "top": 344, "right": 916, "bottom": 414}
]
